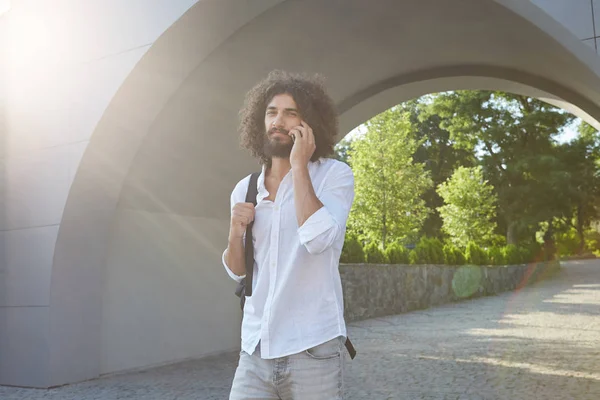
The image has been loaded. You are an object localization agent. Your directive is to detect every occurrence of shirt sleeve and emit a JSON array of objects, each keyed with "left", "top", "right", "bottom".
[
  {"left": 297, "top": 162, "right": 355, "bottom": 255},
  {"left": 222, "top": 175, "right": 250, "bottom": 282},
  {"left": 222, "top": 249, "right": 245, "bottom": 283}
]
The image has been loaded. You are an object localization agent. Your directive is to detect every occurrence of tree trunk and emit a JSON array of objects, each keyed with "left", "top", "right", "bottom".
[
  {"left": 576, "top": 205, "right": 586, "bottom": 254},
  {"left": 543, "top": 219, "right": 556, "bottom": 260},
  {"left": 506, "top": 221, "right": 517, "bottom": 245},
  {"left": 382, "top": 213, "right": 387, "bottom": 250}
]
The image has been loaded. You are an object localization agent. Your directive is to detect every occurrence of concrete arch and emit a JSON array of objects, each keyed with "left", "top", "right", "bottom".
[
  {"left": 48, "top": 0, "right": 600, "bottom": 386},
  {"left": 337, "top": 66, "right": 600, "bottom": 135}
]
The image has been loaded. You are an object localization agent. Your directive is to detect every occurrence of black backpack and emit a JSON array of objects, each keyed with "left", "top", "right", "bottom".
[
  {"left": 234, "top": 172, "right": 260, "bottom": 309},
  {"left": 233, "top": 172, "right": 356, "bottom": 360}
]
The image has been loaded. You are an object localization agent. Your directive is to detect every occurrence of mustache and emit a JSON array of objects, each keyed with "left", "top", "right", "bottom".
[{"left": 269, "top": 127, "right": 289, "bottom": 135}]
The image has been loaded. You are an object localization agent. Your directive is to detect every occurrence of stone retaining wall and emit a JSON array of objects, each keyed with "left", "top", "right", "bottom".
[{"left": 340, "top": 261, "right": 561, "bottom": 323}]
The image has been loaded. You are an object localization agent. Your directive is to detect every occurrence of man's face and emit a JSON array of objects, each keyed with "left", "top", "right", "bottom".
[{"left": 263, "top": 93, "right": 301, "bottom": 159}]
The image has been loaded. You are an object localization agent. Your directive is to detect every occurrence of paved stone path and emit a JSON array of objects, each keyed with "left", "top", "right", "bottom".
[{"left": 2, "top": 260, "right": 599, "bottom": 399}]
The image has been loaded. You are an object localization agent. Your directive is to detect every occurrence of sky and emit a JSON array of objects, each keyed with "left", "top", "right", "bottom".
[{"left": 557, "top": 119, "right": 581, "bottom": 144}]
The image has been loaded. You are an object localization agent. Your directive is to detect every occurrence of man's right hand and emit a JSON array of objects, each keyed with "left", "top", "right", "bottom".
[{"left": 229, "top": 202, "right": 256, "bottom": 240}]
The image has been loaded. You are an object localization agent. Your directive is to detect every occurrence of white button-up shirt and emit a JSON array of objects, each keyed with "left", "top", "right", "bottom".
[{"left": 222, "top": 158, "right": 355, "bottom": 359}]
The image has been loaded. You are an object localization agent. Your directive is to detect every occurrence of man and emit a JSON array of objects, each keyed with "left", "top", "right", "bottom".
[{"left": 222, "top": 70, "right": 355, "bottom": 399}]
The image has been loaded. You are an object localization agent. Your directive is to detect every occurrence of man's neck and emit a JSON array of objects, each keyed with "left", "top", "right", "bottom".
[{"left": 267, "top": 157, "right": 292, "bottom": 181}]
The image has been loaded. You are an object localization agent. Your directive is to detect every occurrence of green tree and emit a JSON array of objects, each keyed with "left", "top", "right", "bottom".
[
  {"left": 401, "top": 99, "right": 477, "bottom": 238},
  {"left": 437, "top": 166, "right": 498, "bottom": 247},
  {"left": 334, "top": 135, "right": 354, "bottom": 166},
  {"left": 348, "top": 108, "right": 433, "bottom": 249},
  {"left": 557, "top": 121, "right": 600, "bottom": 253},
  {"left": 424, "top": 91, "right": 575, "bottom": 246}
]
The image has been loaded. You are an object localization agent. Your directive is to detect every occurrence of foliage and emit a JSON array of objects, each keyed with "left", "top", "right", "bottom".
[
  {"left": 340, "top": 235, "right": 365, "bottom": 263},
  {"left": 489, "top": 234, "right": 507, "bottom": 247},
  {"left": 521, "top": 246, "right": 536, "bottom": 263},
  {"left": 423, "top": 91, "right": 576, "bottom": 246},
  {"left": 487, "top": 246, "right": 506, "bottom": 265},
  {"left": 385, "top": 242, "right": 410, "bottom": 264},
  {"left": 428, "top": 237, "right": 446, "bottom": 264},
  {"left": 555, "top": 122, "right": 600, "bottom": 253},
  {"left": 586, "top": 227, "right": 600, "bottom": 251},
  {"left": 410, "top": 237, "right": 445, "bottom": 264},
  {"left": 465, "top": 242, "right": 488, "bottom": 265},
  {"left": 364, "top": 242, "right": 388, "bottom": 264},
  {"left": 408, "top": 249, "right": 418, "bottom": 265},
  {"left": 502, "top": 244, "right": 522, "bottom": 265},
  {"left": 554, "top": 226, "right": 583, "bottom": 257},
  {"left": 400, "top": 99, "right": 477, "bottom": 237},
  {"left": 347, "top": 108, "right": 433, "bottom": 249},
  {"left": 344, "top": 90, "right": 599, "bottom": 261},
  {"left": 334, "top": 136, "right": 354, "bottom": 166},
  {"left": 443, "top": 244, "right": 466, "bottom": 265},
  {"left": 437, "top": 166, "right": 498, "bottom": 247}
]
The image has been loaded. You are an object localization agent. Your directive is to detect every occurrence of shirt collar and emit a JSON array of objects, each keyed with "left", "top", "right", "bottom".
[
  {"left": 256, "top": 158, "right": 323, "bottom": 203},
  {"left": 257, "top": 164, "right": 269, "bottom": 203}
]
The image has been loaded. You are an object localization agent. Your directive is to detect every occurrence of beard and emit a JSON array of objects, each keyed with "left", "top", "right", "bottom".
[{"left": 263, "top": 128, "right": 293, "bottom": 159}]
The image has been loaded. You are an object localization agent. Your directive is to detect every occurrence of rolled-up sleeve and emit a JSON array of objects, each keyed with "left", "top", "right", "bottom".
[
  {"left": 222, "top": 175, "right": 251, "bottom": 282},
  {"left": 297, "top": 163, "right": 355, "bottom": 254},
  {"left": 222, "top": 249, "right": 246, "bottom": 283}
]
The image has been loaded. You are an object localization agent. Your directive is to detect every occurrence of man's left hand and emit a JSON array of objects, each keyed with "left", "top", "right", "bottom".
[{"left": 289, "top": 121, "right": 316, "bottom": 169}]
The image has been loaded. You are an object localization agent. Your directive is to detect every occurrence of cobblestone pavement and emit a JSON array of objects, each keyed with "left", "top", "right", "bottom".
[{"left": 2, "top": 260, "right": 599, "bottom": 399}]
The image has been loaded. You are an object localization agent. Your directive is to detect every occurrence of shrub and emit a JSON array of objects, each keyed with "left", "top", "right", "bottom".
[
  {"left": 443, "top": 244, "right": 465, "bottom": 265},
  {"left": 428, "top": 237, "right": 446, "bottom": 264},
  {"left": 489, "top": 234, "right": 507, "bottom": 247},
  {"left": 585, "top": 229, "right": 600, "bottom": 252},
  {"left": 385, "top": 242, "right": 410, "bottom": 264},
  {"left": 522, "top": 241, "right": 543, "bottom": 263},
  {"left": 487, "top": 246, "right": 506, "bottom": 265},
  {"left": 443, "top": 244, "right": 457, "bottom": 265},
  {"left": 340, "top": 235, "right": 365, "bottom": 263},
  {"left": 409, "top": 249, "right": 418, "bottom": 265},
  {"left": 411, "top": 237, "right": 445, "bottom": 265},
  {"left": 553, "top": 227, "right": 600, "bottom": 257},
  {"left": 411, "top": 240, "right": 429, "bottom": 265},
  {"left": 555, "top": 227, "right": 581, "bottom": 257},
  {"left": 364, "top": 242, "right": 388, "bottom": 264},
  {"left": 520, "top": 246, "right": 533, "bottom": 263},
  {"left": 466, "top": 242, "right": 488, "bottom": 265},
  {"left": 502, "top": 244, "right": 521, "bottom": 265},
  {"left": 454, "top": 247, "right": 466, "bottom": 265}
]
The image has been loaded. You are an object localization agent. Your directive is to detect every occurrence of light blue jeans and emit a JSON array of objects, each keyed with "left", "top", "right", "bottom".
[{"left": 229, "top": 337, "right": 345, "bottom": 399}]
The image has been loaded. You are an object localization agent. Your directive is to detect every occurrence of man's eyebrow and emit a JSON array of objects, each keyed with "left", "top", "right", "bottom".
[{"left": 266, "top": 106, "right": 299, "bottom": 113}]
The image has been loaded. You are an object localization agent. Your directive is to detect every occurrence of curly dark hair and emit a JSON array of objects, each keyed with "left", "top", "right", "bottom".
[{"left": 239, "top": 70, "right": 339, "bottom": 166}]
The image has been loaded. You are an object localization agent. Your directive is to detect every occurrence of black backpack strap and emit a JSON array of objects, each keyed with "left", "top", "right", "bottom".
[{"left": 243, "top": 172, "right": 260, "bottom": 297}]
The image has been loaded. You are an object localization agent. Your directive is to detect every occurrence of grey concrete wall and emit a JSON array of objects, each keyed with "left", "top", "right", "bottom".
[
  {"left": 0, "top": 0, "right": 197, "bottom": 388},
  {"left": 531, "top": 0, "right": 600, "bottom": 53},
  {"left": 341, "top": 262, "right": 562, "bottom": 323},
  {"left": 100, "top": 208, "right": 240, "bottom": 374}
]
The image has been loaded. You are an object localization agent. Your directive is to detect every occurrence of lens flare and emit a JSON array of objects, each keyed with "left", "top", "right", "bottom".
[
  {"left": 452, "top": 265, "right": 482, "bottom": 298},
  {"left": 0, "top": 1, "right": 10, "bottom": 16}
]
